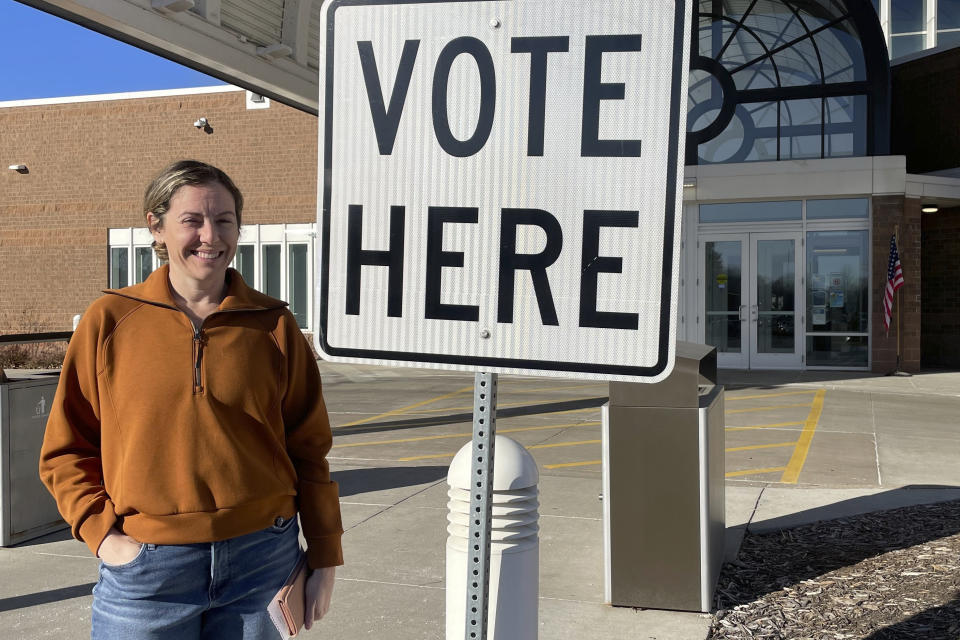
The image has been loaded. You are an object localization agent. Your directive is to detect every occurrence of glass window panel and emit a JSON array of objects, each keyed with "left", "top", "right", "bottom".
[
  {"left": 740, "top": 102, "right": 779, "bottom": 161},
  {"left": 236, "top": 245, "right": 255, "bottom": 285},
  {"left": 700, "top": 200, "right": 802, "bottom": 222},
  {"left": 732, "top": 60, "right": 778, "bottom": 90},
  {"left": 796, "top": 1, "right": 846, "bottom": 29},
  {"left": 704, "top": 241, "right": 743, "bottom": 353},
  {"left": 261, "top": 244, "right": 282, "bottom": 298},
  {"left": 772, "top": 38, "right": 822, "bottom": 86},
  {"left": 781, "top": 98, "right": 822, "bottom": 159},
  {"left": 806, "top": 198, "right": 869, "bottom": 219},
  {"left": 824, "top": 95, "right": 867, "bottom": 158},
  {"left": 890, "top": 33, "right": 926, "bottom": 58},
  {"left": 939, "top": 0, "right": 960, "bottom": 29},
  {"left": 688, "top": 69, "right": 726, "bottom": 133},
  {"left": 872, "top": 0, "right": 880, "bottom": 13},
  {"left": 698, "top": 109, "right": 749, "bottom": 163},
  {"left": 743, "top": 0, "right": 807, "bottom": 49},
  {"left": 814, "top": 20, "right": 867, "bottom": 83},
  {"left": 806, "top": 335, "right": 869, "bottom": 367},
  {"left": 134, "top": 247, "right": 153, "bottom": 284},
  {"left": 700, "top": 16, "right": 740, "bottom": 59},
  {"left": 756, "top": 239, "right": 796, "bottom": 354},
  {"left": 110, "top": 247, "right": 128, "bottom": 289},
  {"left": 288, "top": 244, "right": 309, "bottom": 329},
  {"left": 806, "top": 230, "right": 869, "bottom": 333},
  {"left": 936, "top": 29, "right": 960, "bottom": 46},
  {"left": 892, "top": 0, "right": 926, "bottom": 33}
]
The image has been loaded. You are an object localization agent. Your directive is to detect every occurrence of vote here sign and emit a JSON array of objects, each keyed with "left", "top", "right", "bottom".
[{"left": 315, "top": 0, "right": 691, "bottom": 382}]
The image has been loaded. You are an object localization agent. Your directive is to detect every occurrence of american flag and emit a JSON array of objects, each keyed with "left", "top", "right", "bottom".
[{"left": 883, "top": 235, "right": 904, "bottom": 333}]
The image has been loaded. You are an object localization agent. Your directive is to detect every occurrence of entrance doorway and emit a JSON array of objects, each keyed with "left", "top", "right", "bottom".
[{"left": 700, "top": 232, "right": 801, "bottom": 369}]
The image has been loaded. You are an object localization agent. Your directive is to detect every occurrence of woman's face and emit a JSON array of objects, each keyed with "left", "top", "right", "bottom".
[{"left": 150, "top": 182, "right": 240, "bottom": 290}]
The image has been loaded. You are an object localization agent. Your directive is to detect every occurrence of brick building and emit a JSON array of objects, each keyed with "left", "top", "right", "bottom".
[
  {"left": 3, "top": 1, "right": 960, "bottom": 373},
  {"left": 1, "top": 87, "right": 319, "bottom": 333}
]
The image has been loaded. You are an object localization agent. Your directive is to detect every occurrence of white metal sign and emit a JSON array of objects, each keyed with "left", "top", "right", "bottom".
[{"left": 316, "top": 0, "right": 691, "bottom": 382}]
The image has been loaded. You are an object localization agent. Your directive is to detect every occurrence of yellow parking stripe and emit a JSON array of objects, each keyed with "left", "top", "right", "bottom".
[
  {"left": 338, "top": 385, "right": 474, "bottom": 427},
  {"left": 781, "top": 389, "right": 826, "bottom": 484},
  {"left": 544, "top": 460, "right": 602, "bottom": 469},
  {"left": 726, "top": 390, "right": 818, "bottom": 401},
  {"left": 726, "top": 441, "right": 798, "bottom": 452},
  {"left": 398, "top": 452, "right": 457, "bottom": 461},
  {"left": 725, "top": 466, "right": 787, "bottom": 478},
  {"left": 332, "top": 421, "right": 601, "bottom": 449},
  {"left": 398, "top": 439, "right": 602, "bottom": 462},
  {"left": 726, "top": 421, "right": 805, "bottom": 432},
  {"left": 727, "top": 403, "right": 812, "bottom": 414}
]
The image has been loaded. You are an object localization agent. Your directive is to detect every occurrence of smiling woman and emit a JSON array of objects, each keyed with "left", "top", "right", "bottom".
[{"left": 39, "top": 160, "right": 343, "bottom": 639}]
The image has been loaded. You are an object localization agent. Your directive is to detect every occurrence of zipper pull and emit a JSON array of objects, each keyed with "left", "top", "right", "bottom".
[{"left": 193, "top": 330, "right": 205, "bottom": 394}]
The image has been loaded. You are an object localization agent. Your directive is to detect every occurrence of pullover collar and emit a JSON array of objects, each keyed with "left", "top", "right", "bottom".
[{"left": 105, "top": 264, "right": 288, "bottom": 312}]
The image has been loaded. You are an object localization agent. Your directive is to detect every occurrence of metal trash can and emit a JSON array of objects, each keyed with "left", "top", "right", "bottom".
[
  {"left": 1, "top": 371, "right": 69, "bottom": 546},
  {"left": 601, "top": 342, "right": 724, "bottom": 612}
]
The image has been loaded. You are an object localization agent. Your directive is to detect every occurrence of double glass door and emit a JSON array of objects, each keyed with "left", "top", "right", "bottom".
[{"left": 701, "top": 232, "right": 801, "bottom": 369}]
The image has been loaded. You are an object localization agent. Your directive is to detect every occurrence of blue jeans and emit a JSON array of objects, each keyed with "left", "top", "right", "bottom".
[{"left": 91, "top": 516, "right": 302, "bottom": 639}]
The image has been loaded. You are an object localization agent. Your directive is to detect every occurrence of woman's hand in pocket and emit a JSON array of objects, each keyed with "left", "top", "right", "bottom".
[{"left": 97, "top": 528, "right": 142, "bottom": 565}]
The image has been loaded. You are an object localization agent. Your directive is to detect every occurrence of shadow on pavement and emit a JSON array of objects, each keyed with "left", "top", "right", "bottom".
[
  {"left": 332, "top": 396, "right": 608, "bottom": 437},
  {"left": 10, "top": 527, "right": 74, "bottom": 547},
  {"left": 719, "top": 488, "right": 960, "bottom": 607},
  {"left": 332, "top": 466, "right": 449, "bottom": 497},
  {"left": 0, "top": 583, "right": 96, "bottom": 613}
]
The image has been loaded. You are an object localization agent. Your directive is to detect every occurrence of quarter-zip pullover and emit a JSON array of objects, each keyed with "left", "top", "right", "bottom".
[{"left": 39, "top": 265, "right": 343, "bottom": 570}]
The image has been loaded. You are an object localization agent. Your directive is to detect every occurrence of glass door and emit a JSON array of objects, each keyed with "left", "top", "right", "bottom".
[
  {"left": 750, "top": 233, "right": 802, "bottom": 369},
  {"left": 700, "top": 233, "right": 802, "bottom": 369},
  {"left": 702, "top": 235, "right": 748, "bottom": 369}
]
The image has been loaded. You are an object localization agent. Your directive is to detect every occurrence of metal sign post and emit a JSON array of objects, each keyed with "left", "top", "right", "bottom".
[{"left": 465, "top": 372, "right": 497, "bottom": 639}]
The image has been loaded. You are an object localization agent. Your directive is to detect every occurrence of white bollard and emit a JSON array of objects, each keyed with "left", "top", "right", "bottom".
[{"left": 446, "top": 436, "right": 539, "bottom": 640}]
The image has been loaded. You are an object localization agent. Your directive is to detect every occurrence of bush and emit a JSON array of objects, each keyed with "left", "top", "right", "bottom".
[
  {"left": 0, "top": 342, "right": 67, "bottom": 370},
  {"left": 0, "top": 310, "right": 68, "bottom": 371}
]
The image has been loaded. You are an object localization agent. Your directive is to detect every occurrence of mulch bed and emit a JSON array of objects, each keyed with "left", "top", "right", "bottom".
[{"left": 710, "top": 500, "right": 960, "bottom": 639}]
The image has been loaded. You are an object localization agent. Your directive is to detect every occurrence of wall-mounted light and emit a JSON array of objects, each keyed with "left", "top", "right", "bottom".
[
  {"left": 921, "top": 204, "right": 939, "bottom": 213},
  {"left": 193, "top": 117, "right": 213, "bottom": 134},
  {"left": 8, "top": 164, "right": 27, "bottom": 173}
]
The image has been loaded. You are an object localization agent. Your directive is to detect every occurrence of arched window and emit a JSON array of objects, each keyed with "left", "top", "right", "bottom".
[{"left": 687, "top": 0, "right": 890, "bottom": 164}]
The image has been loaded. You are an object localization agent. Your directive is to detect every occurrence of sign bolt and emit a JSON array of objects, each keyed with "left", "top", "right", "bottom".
[
  {"left": 480, "top": 329, "right": 491, "bottom": 339},
  {"left": 489, "top": 18, "right": 501, "bottom": 28}
]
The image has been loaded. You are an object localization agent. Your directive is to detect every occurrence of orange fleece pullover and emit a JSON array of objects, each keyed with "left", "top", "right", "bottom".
[{"left": 39, "top": 266, "right": 343, "bottom": 569}]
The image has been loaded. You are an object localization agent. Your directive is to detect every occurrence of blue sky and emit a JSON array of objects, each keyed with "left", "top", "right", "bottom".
[{"left": 0, "top": 0, "right": 226, "bottom": 101}]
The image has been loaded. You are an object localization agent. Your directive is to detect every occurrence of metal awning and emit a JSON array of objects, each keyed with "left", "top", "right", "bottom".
[{"left": 18, "top": 0, "right": 325, "bottom": 113}]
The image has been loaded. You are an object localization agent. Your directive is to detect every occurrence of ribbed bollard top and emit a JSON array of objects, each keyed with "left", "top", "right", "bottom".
[{"left": 447, "top": 436, "right": 539, "bottom": 553}]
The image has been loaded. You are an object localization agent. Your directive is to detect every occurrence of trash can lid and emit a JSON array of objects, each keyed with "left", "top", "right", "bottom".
[{"left": 447, "top": 435, "right": 539, "bottom": 490}]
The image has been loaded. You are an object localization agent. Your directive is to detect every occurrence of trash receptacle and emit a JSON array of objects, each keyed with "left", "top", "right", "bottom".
[
  {"left": 602, "top": 342, "right": 724, "bottom": 612},
  {"left": 1, "top": 371, "right": 69, "bottom": 546}
]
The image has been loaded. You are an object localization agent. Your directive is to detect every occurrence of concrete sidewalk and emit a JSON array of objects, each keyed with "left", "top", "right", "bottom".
[{"left": 1, "top": 367, "right": 958, "bottom": 639}]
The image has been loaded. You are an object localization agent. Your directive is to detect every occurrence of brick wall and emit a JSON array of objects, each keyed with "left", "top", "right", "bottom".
[
  {"left": 0, "top": 90, "right": 318, "bottom": 332},
  {"left": 891, "top": 48, "right": 960, "bottom": 174},
  {"left": 921, "top": 206, "right": 960, "bottom": 368},
  {"left": 871, "top": 195, "right": 921, "bottom": 373}
]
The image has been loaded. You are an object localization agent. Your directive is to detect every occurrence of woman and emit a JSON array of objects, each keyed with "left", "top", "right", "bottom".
[{"left": 39, "top": 160, "right": 342, "bottom": 639}]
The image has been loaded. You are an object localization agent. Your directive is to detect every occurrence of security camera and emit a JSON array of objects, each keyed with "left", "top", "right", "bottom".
[{"left": 193, "top": 117, "right": 209, "bottom": 129}]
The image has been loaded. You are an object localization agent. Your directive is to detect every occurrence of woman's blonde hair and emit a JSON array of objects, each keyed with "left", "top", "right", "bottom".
[{"left": 144, "top": 160, "right": 244, "bottom": 262}]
